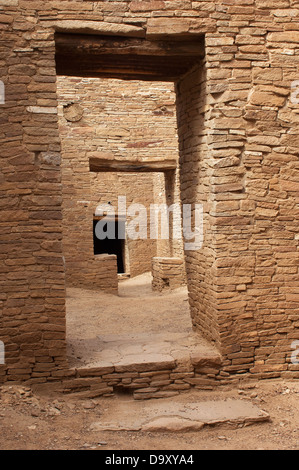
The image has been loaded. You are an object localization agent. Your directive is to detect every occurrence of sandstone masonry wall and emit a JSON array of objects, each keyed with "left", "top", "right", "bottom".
[
  {"left": 0, "top": 0, "right": 299, "bottom": 386},
  {"left": 57, "top": 76, "right": 180, "bottom": 280},
  {"left": 152, "top": 257, "right": 186, "bottom": 291}
]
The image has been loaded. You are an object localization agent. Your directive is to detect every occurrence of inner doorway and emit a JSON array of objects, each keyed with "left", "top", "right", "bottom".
[
  {"left": 55, "top": 32, "right": 217, "bottom": 377},
  {"left": 93, "top": 218, "right": 125, "bottom": 274}
]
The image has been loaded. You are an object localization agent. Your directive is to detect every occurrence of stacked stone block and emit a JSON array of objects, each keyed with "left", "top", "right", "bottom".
[
  {"left": 57, "top": 76, "right": 180, "bottom": 281},
  {"left": 0, "top": 0, "right": 299, "bottom": 385},
  {"left": 152, "top": 257, "right": 186, "bottom": 291},
  {"left": 58, "top": 351, "right": 222, "bottom": 400}
]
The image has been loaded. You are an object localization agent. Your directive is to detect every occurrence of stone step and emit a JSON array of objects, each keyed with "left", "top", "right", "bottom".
[
  {"left": 88, "top": 398, "right": 270, "bottom": 432},
  {"left": 63, "top": 332, "right": 222, "bottom": 398}
]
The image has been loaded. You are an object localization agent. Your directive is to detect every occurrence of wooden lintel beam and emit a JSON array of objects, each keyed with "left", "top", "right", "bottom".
[
  {"left": 89, "top": 157, "right": 177, "bottom": 173},
  {"left": 55, "top": 33, "right": 205, "bottom": 58},
  {"left": 55, "top": 33, "right": 204, "bottom": 80}
]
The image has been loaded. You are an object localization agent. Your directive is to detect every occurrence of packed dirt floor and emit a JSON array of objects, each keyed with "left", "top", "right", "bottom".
[
  {"left": 0, "top": 379, "right": 298, "bottom": 450},
  {"left": 65, "top": 272, "right": 217, "bottom": 370},
  {"left": 0, "top": 274, "right": 298, "bottom": 450},
  {"left": 66, "top": 272, "right": 194, "bottom": 368}
]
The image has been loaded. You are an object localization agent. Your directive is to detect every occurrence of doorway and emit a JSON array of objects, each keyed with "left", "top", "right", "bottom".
[
  {"left": 93, "top": 218, "right": 125, "bottom": 274},
  {"left": 55, "top": 32, "right": 217, "bottom": 375}
]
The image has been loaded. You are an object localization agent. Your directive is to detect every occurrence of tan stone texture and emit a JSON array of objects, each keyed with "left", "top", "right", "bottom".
[{"left": 0, "top": 0, "right": 299, "bottom": 387}]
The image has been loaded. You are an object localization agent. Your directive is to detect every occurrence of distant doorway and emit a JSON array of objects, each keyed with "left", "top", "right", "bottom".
[{"left": 93, "top": 218, "right": 125, "bottom": 274}]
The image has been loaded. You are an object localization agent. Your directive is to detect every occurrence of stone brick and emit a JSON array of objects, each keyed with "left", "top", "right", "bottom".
[
  {"left": 52, "top": 20, "right": 145, "bottom": 38},
  {"left": 1, "top": 0, "right": 299, "bottom": 391},
  {"left": 0, "top": 0, "right": 18, "bottom": 5}
]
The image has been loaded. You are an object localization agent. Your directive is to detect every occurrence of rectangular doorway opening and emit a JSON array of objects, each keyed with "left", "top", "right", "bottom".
[
  {"left": 56, "top": 32, "right": 221, "bottom": 390},
  {"left": 93, "top": 218, "right": 125, "bottom": 274}
]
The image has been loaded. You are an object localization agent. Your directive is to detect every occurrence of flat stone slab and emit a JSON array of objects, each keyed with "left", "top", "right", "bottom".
[
  {"left": 71, "top": 330, "right": 220, "bottom": 372},
  {"left": 50, "top": 20, "right": 145, "bottom": 38},
  {"left": 88, "top": 399, "right": 270, "bottom": 432}
]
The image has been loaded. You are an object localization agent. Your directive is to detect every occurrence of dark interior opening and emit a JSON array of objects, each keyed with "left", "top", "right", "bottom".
[{"left": 93, "top": 219, "right": 125, "bottom": 274}]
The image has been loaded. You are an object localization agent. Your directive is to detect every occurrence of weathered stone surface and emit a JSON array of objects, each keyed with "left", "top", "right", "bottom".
[
  {"left": 51, "top": 20, "right": 145, "bottom": 38},
  {"left": 0, "top": 0, "right": 18, "bottom": 5},
  {"left": 249, "top": 87, "right": 287, "bottom": 107},
  {"left": 63, "top": 103, "right": 83, "bottom": 122},
  {"left": 191, "top": 354, "right": 222, "bottom": 369},
  {"left": 57, "top": 78, "right": 181, "bottom": 287},
  {"left": 146, "top": 18, "right": 190, "bottom": 37},
  {"left": 152, "top": 257, "right": 186, "bottom": 291},
  {"left": 130, "top": 1, "right": 165, "bottom": 12},
  {"left": 268, "top": 32, "right": 299, "bottom": 43},
  {"left": 27, "top": 106, "right": 57, "bottom": 114},
  {"left": 142, "top": 417, "right": 205, "bottom": 432},
  {"left": 89, "top": 399, "right": 270, "bottom": 431},
  {"left": 1, "top": 0, "right": 299, "bottom": 388}
]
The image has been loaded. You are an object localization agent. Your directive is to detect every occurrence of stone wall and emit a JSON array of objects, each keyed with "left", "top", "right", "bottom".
[
  {"left": 58, "top": 350, "right": 223, "bottom": 400},
  {"left": 0, "top": 0, "right": 299, "bottom": 385},
  {"left": 57, "top": 76, "right": 180, "bottom": 281},
  {"left": 152, "top": 257, "right": 186, "bottom": 291}
]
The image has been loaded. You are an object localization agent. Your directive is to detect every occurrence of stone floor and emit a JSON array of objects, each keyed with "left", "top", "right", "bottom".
[
  {"left": 88, "top": 397, "right": 270, "bottom": 432},
  {"left": 73, "top": 330, "right": 218, "bottom": 371},
  {"left": 66, "top": 272, "right": 219, "bottom": 373}
]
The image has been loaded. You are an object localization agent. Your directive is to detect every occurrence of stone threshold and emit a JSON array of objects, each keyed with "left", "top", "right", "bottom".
[
  {"left": 89, "top": 398, "right": 270, "bottom": 432},
  {"left": 62, "top": 331, "right": 222, "bottom": 400}
]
